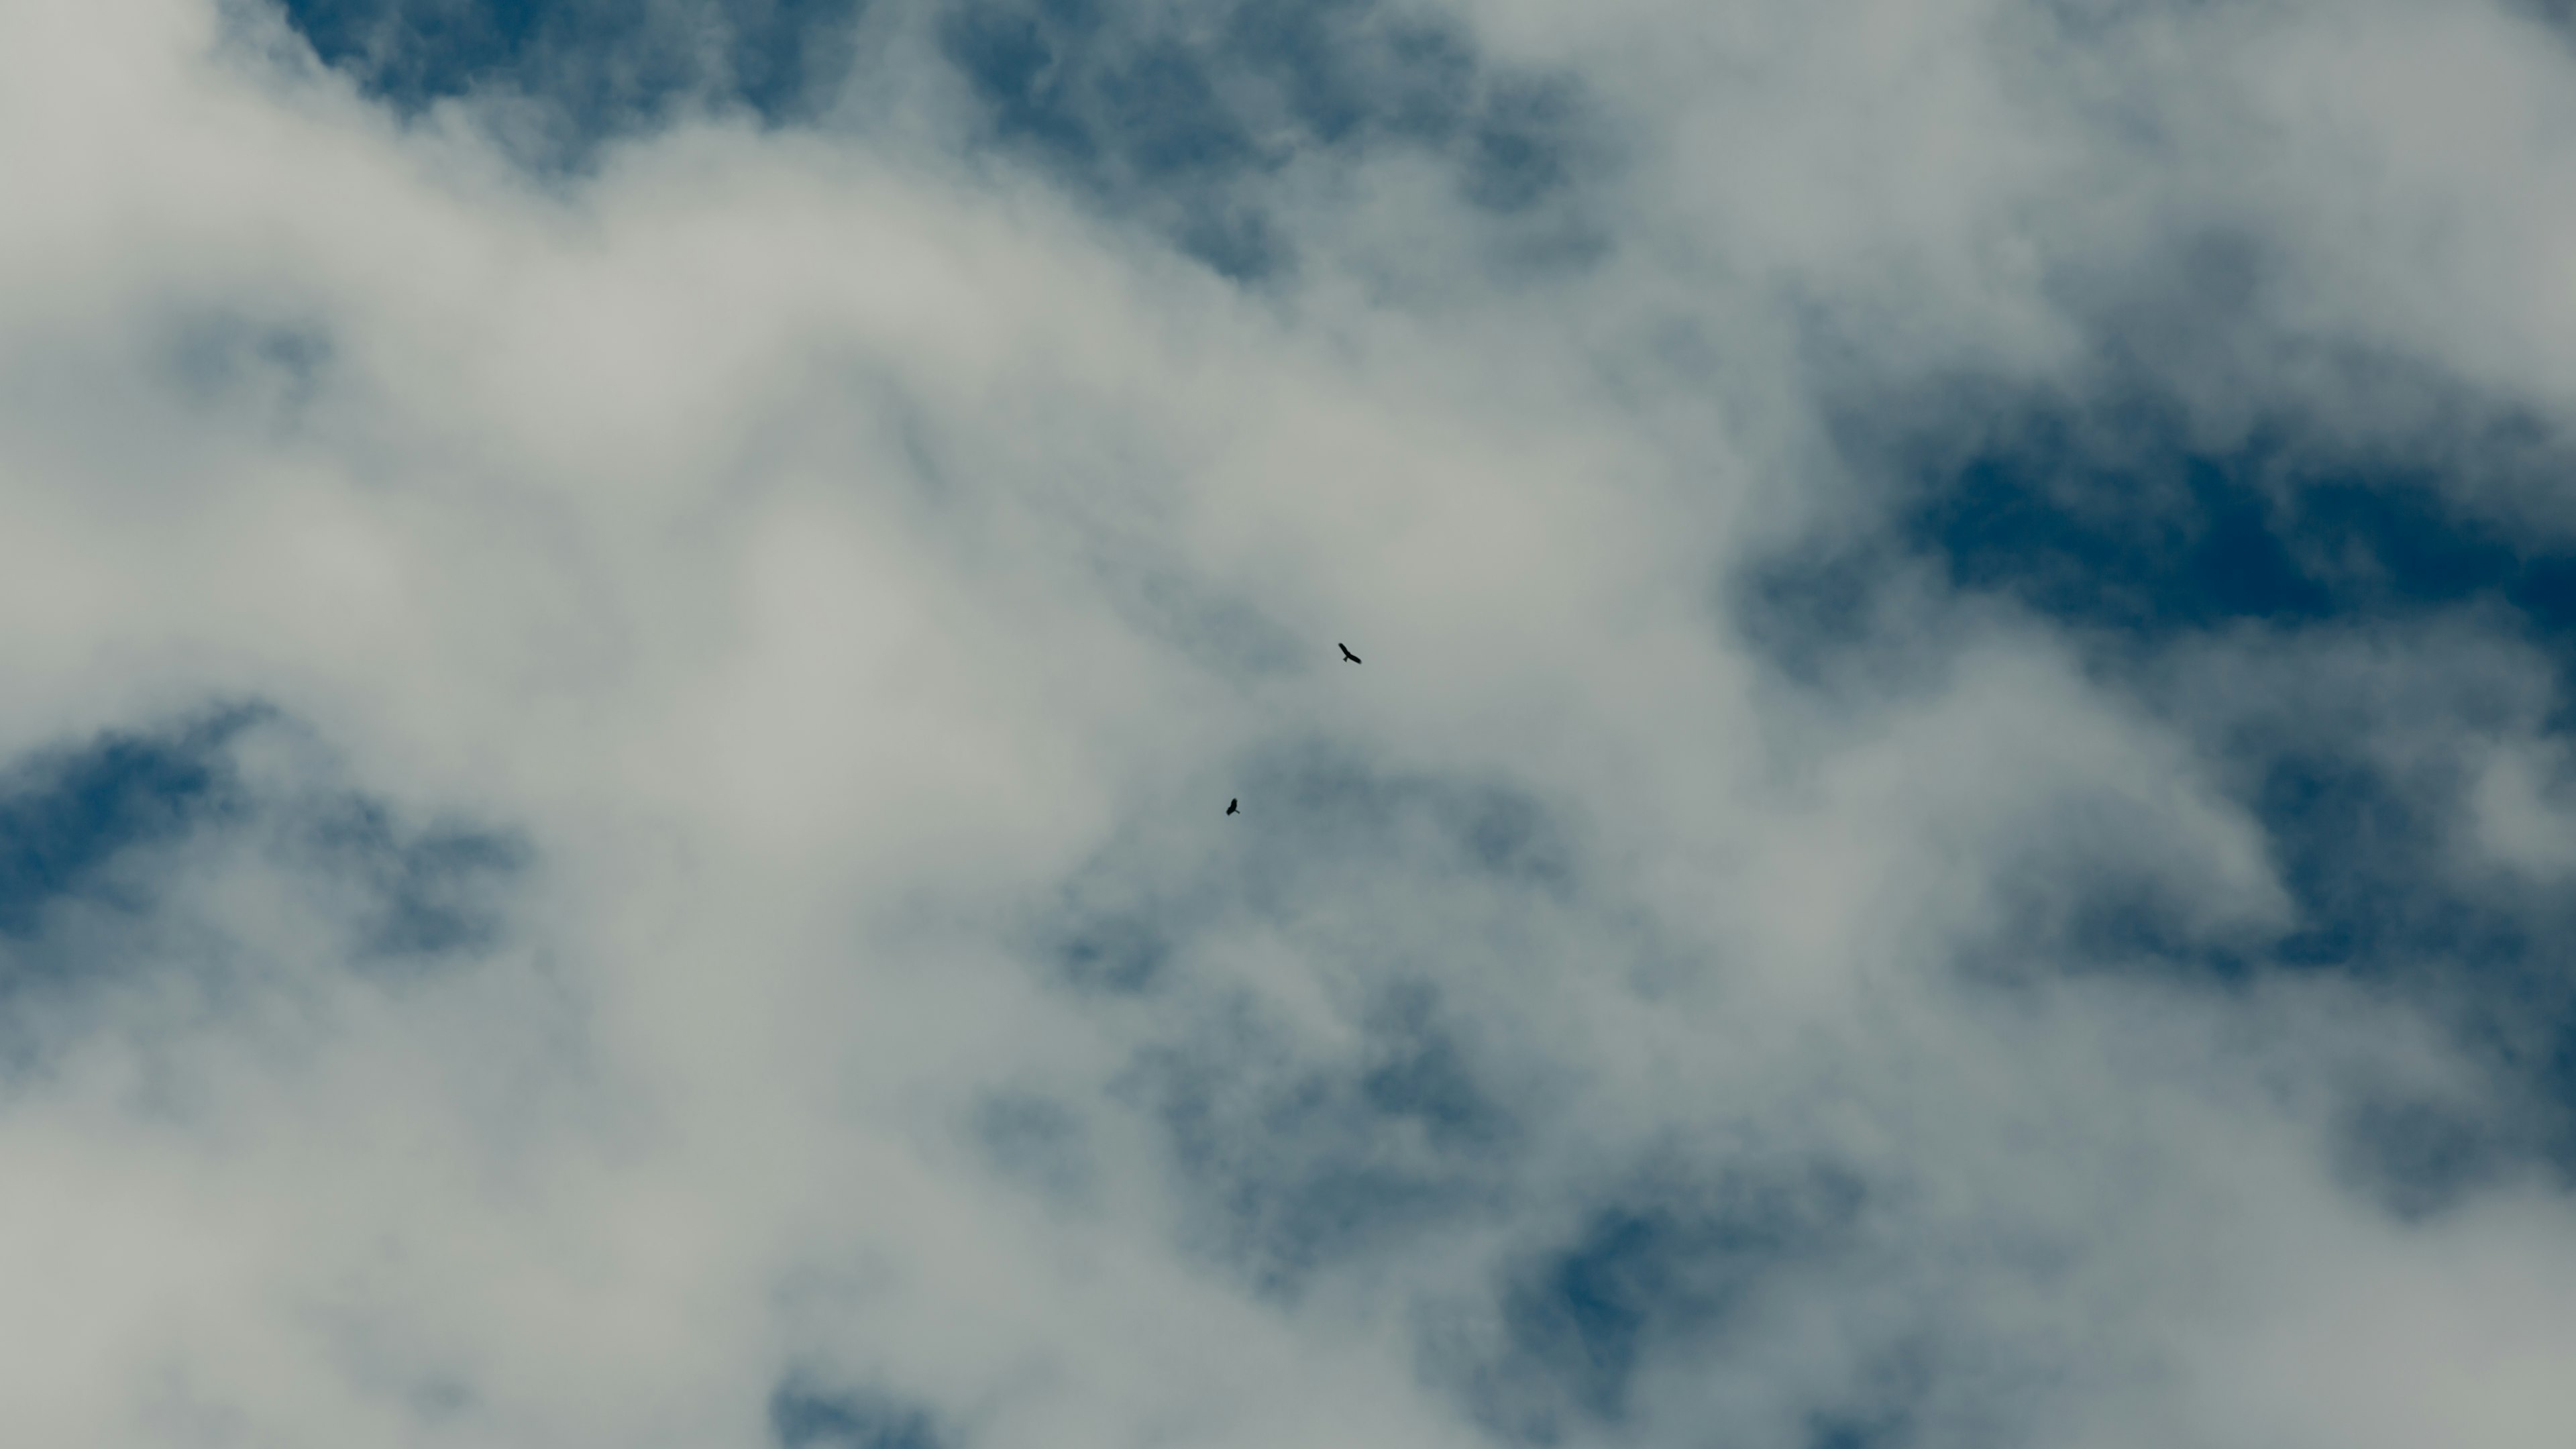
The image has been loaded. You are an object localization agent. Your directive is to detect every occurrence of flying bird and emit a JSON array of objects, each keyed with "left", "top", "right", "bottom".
[
  {"left": 1338, "top": 643, "right": 1362, "bottom": 663},
  {"left": 1226, "top": 798, "right": 1240, "bottom": 816}
]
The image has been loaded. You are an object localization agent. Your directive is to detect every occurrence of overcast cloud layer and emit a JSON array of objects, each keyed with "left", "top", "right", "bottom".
[{"left": 8, "top": 0, "right": 2576, "bottom": 1444}]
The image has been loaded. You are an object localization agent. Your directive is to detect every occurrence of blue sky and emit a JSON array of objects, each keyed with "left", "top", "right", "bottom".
[{"left": 7, "top": 0, "right": 2576, "bottom": 1445}]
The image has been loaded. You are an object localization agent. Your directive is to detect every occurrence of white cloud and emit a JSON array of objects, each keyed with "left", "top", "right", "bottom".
[{"left": 3, "top": 0, "right": 2576, "bottom": 1446}]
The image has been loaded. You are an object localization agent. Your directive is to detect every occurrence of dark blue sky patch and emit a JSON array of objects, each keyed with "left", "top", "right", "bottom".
[
  {"left": 1218, "top": 0, "right": 1473, "bottom": 147},
  {"left": 938, "top": 0, "right": 1482, "bottom": 176},
  {"left": 1731, "top": 537, "right": 1905, "bottom": 687},
  {"left": 1965, "top": 722, "right": 2555, "bottom": 1014},
  {"left": 727, "top": 0, "right": 867, "bottom": 121},
  {"left": 973, "top": 1091, "right": 1093, "bottom": 1202},
  {"left": 285, "top": 0, "right": 1603, "bottom": 268},
  {"left": 1798, "top": 1357, "right": 1937, "bottom": 1449},
  {"left": 297, "top": 798, "right": 530, "bottom": 961},
  {"left": 1796, "top": 377, "right": 2576, "bottom": 655},
  {"left": 1807, "top": 1421, "right": 1889, "bottom": 1449},
  {"left": 1029, "top": 824, "right": 1203, "bottom": 998},
  {"left": 769, "top": 1381, "right": 943, "bottom": 1449},
  {"left": 166, "top": 313, "right": 333, "bottom": 423},
  {"left": 407, "top": 1377, "right": 476, "bottom": 1424},
  {"left": 1232, "top": 740, "right": 1579, "bottom": 900},
  {"left": 1966, "top": 739, "right": 2503, "bottom": 990},
  {"left": 1913, "top": 451, "right": 2328, "bottom": 633},
  {"left": 1725, "top": 537, "right": 1990, "bottom": 714},
  {"left": 1996, "top": 865, "right": 2255, "bottom": 989},
  {"left": 1028, "top": 743, "right": 1604, "bottom": 1287},
  {"left": 0, "top": 706, "right": 530, "bottom": 1013},
  {"left": 935, "top": 0, "right": 1597, "bottom": 278},
  {"left": 278, "top": 0, "right": 865, "bottom": 161},
  {"left": 0, "top": 710, "right": 262, "bottom": 944},
  {"left": 2332, "top": 1093, "right": 2510, "bottom": 1223},
  {"left": 1472, "top": 1163, "right": 1868, "bottom": 1440},
  {"left": 2513, "top": 0, "right": 2576, "bottom": 44},
  {"left": 1939, "top": 674, "right": 2576, "bottom": 1199},
  {"left": 1105, "top": 564, "right": 1311, "bottom": 681},
  {"left": 2248, "top": 750, "right": 2475, "bottom": 971},
  {"left": 2545, "top": 1026, "right": 2576, "bottom": 1176},
  {"left": 282, "top": 0, "right": 546, "bottom": 113},
  {"left": 1456, "top": 789, "right": 1562, "bottom": 884},
  {"left": 1462, "top": 77, "right": 1580, "bottom": 215},
  {"left": 1032, "top": 740, "right": 1577, "bottom": 1000},
  {"left": 1359, "top": 983, "right": 1512, "bottom": 1152},
  {"left": 2509, "top": 557, "right": 2576, "bottom": 654},
  {"left": 1091, "top": 40, "right": 1257, "bottom": 178},
  {"left": 1752, "top": 374, "right": 2576, "bottom": 1182},
  {"left": 2400, "top": 934, "right": 2576, "bottom": 1186},
  {"left": 1120, "top": 981, "right": 1522, "bottom": 1293},
  {"left": 938, "top": 0, "right": 1107, "bottom": 165},
  {"left": 1805, "top": 1401, "right": 1920, "bottom": 1449},
  {"left": 1167, "top": 201, "right": 1287, "bottom": 282},
  {"left": 1053, "top": 910, "right": 1171, "bottom": 994},
  {"left": 2203, "top": 679, "right": 2576, "bottom": 1191}
]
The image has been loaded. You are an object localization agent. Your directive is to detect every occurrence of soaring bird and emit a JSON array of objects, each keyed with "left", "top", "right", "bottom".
[
  {"left": 1226, "top": 798, "right": 1240, "bottom": 816},
  {"left": 1338, "top": 643, "right": 1362, "bottom": 663}
]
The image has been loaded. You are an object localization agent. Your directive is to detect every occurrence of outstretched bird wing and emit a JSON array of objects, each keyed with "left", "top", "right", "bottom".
[{"left": 1339, "top": 643, "right": 1361, "bottom": 663}]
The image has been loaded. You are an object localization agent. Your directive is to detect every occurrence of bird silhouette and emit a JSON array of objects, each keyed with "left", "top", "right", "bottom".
[
  {"left": 1226, "top": 798, "right": 1240, "bottom": 815},
  {"left": 1338, "top": 643, "right": 1362, "bottom": 663}
]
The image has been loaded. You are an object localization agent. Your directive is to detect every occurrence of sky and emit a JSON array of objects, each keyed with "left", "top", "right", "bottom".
[{"left": 5, "top": 0, "right": 2576, "bottom": 1444}]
